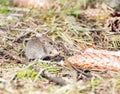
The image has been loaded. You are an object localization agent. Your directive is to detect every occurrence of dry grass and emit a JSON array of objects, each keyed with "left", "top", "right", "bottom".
[{"left": 0, "top": 0, "right": 120, "bottom": 94}]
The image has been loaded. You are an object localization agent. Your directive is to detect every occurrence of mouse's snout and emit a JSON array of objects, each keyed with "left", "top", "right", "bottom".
[{"left": 50, "top": 49, "right": 59, "bottom": 56}]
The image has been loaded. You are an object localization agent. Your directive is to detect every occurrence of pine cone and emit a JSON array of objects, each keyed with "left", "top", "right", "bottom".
[
  {"left": 13, "top": 0, "right": 52, "bottom": 9},
  {"left": 67, "top": 48, "right": 120, "bottom": 71}
]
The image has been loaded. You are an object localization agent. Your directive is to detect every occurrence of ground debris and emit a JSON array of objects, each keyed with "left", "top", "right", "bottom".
[{"left": 1, "top": 0, "right": 120, "bottom": 94}]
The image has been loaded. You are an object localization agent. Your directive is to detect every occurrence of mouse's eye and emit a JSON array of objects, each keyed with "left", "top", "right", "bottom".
[
  {"left": 49, "top": 51, "right": 52, "bottom": 54},
  {"left": 49, "top": 41, "right": 53, "bottom": 45}
]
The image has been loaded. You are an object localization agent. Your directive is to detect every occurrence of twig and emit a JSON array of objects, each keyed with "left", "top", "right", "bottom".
[
  {"left": 68, "top": 61, "right": 92, "bottom": 78},
  {"left": 41, "top": 70, "right": 68, "bottom": 86},
  {"left": 8, "top": 7, "right": 30, "bottom": 12}
]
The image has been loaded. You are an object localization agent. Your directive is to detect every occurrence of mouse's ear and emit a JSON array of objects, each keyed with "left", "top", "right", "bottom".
[{"left": 38, "top": 36, "right": 49, "bottom": 42}]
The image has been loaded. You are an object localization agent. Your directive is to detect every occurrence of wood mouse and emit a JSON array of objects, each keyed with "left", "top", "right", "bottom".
[{"left": 25, "top": 36, "right": 59, "bottom": 60}]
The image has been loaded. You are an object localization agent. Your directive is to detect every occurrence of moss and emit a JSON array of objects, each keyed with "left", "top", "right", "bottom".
[
  {"left": 16, "top": 68, "right": 38, "bottom": 80},
  {"left": 0, "top": 6, "right": 9, "bottom": 14},
  {"left": 0, "top": 0, "right": 8, "bottom": 6}
]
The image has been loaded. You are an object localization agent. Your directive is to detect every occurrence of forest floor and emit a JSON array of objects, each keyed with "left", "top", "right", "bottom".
[{"left": 0, "top": 0, "right": 120, "bottom": 94}]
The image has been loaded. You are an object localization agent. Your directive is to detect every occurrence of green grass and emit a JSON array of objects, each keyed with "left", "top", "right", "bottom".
[
  {"left": 16, "top": 68, "right": 37, "bottom": 80},
  {"left": 0, "top": 0, "right": 9, "bottom": 14},
  {"left": 0, "top": 0, "right": 8, "bottom": 6}
]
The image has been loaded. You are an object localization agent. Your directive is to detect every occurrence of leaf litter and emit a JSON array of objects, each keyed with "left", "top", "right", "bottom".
[{"left": 0, "top": 0, "right": 120, "bottom": 94}]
